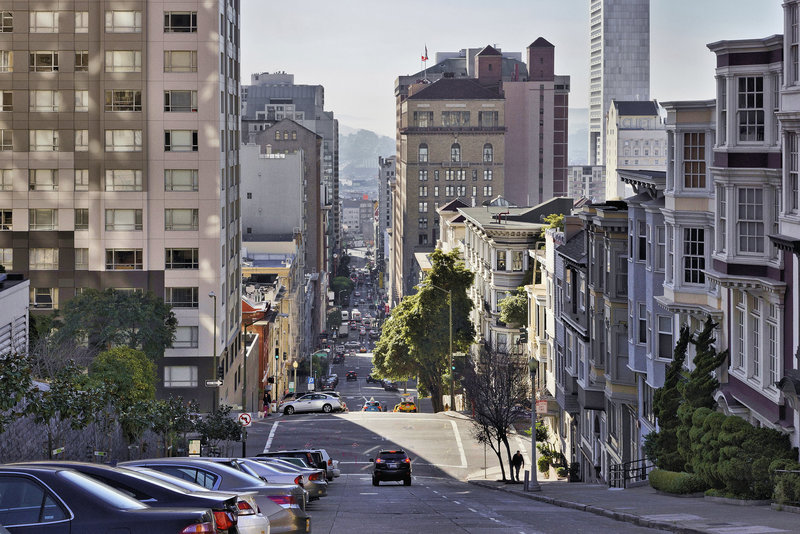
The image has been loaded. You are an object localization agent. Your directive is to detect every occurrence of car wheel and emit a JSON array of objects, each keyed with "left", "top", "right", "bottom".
[
  {"left": 322, "top": 404, "right": 332, "bottom": 413},
  {"left": 404, "top": 476, "right": 411, "bottom": 486},
  {"left": 285, "top": 406, "right": 295, "bottom": 415},
  {"left": 372, "top": 476, "right": 379, "bottom": 486}
]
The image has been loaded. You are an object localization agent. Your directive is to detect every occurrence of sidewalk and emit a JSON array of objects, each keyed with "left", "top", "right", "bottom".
[{"left": 469, "top": 475, "right": 800, "bottom": 534}]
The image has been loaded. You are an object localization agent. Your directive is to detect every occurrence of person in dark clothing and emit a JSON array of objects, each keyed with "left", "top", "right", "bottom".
[
  {"left": 512, "top": 450, "right": 525, "bottom": 482},
  {"left": 263, "top": 391, "right": 272, "bottom": 416}
]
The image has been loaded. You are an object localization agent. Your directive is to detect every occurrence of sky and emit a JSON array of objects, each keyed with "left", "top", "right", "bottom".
[{"left": 241, "top": 0, "right": 784, "bottom": 138}]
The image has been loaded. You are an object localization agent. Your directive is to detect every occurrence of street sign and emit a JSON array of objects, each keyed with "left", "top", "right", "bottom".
[
  {"left": 188, "top": 438, "right": 201, "bottom": 457},
  {"left": 289, "top": 381, "right": 295, "bottom": 392},
  {"left": 238, "top": 412, "right": 252, "bottom": 427},
  {"left": 94, "top": 451, "right": 107, "bottom": 457},
  {"left": 52, "top": 447, "right": 64, "bottom": 456},
  {"left": 205, "top": 379, "right": 222, "bottom": 387},
  {"left": 536, "top": 399, "right": 548, "bottom": 415},
  {"left": 307, "top": 377, "right": 315, "bottom": 391}
]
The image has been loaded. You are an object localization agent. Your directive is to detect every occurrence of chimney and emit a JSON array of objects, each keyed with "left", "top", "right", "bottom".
[
  {"left": 474, "top": 45, "right": 502, "bottom": 87},
  {"left": 527, "top": 38, "right": 555, "bottom": 82}
]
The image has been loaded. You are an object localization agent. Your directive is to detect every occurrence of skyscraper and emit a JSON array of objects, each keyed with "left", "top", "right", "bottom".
[
  {"left": 0, "top": 2, "right": 242, "bottom": 410},
  {"left": 588, "top": 0, "right": 650, "bottom": 166}
]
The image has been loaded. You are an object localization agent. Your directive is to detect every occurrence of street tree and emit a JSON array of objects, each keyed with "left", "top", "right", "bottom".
[
  {"left": 0, "top": 352, "right": 33, "bottom": 434},
  {"left": 56, "top": 289, "right": 177, "bottom": 360},
  {"left": 331, "top": 276, "right": 354, "bottom": 304},
  {"left": 196, "top": 404, "right": 242, "bottom": 455},
  {"left": 372, "top": 249, "right": 474, "bottom": 412},
  {"left": 461, "top": 350, "right": 529, "bottom": 481},
  {"left": 498, "top": 288, "right": 527, "bottom": 327},
  {"left": 151, "top": 396, "right": 198, "bottom": 457},
  {"left": 336, "top": 254, "right": 352, "bottom": 278}
]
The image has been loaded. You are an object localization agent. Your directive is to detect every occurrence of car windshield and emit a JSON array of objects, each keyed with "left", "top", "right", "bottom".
[{"left": 59, "top": 470, "right": 148, "bottom": 510}]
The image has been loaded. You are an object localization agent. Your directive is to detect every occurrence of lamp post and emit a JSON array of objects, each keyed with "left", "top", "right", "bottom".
[
  {"left": 293, "top": 360, "right": 298, "bottom": 394},
  {"left": 527, "top": 358, "right": 541, "bottom": 492},
  {"left": 209, "top": 291, "right": 217, "bottom": 412},
  {"left": 425, "top": 282, "right": 453, "bottom": 411}
]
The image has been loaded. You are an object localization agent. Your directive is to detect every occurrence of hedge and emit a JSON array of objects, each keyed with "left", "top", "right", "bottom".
[
  {"left": 771, "top": 459, "right": 800, "bottom": 505},
  {"left": 648, "top": 469, "right": 707, "bottom": 494}
]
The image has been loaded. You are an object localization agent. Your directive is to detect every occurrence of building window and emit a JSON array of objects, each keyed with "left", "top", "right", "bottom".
[
  {"left": 29, "top": 169, "right": 58, "bottom": 191},
  {"left": 164, "top": 11, "right": 197, "bottom": 32},
  {"left": 683, "top": 132, "right": 706, "bottom": 188},
  {"left": 733, "top": 291, "right": 745, "bottom": 369},
  {"left": 74, "top": 169, "right": 88, "bottom": 191},
  {"left": 29, "top": 51, "right": 58, "bottom": 72},
  {"left": 790, "top": 132, "right": 799, "bottom": 213},
  {"left": 418, "top": 202, "right": 428, "bottom": 213},
  {"left": 638, "top": 303, "right": 647, "bottom": 344},
  {"left": 0, "top": 210, "right": 11, "bottom": 230},
  {"left": 737, "top": 187, "right": 764, "bottom": 253},
  {"left": 751, "top": 295, "right": 761, "bottom": 379},
  {"left": 496, "top": 250, "right": 506, "bottom": 271},
  {"left": 74, "top": 90, "right": 89, "bottom": 112},
  {"left": 105, "top": 209, "right": 142, "bottom": 231},
  {"left": 106, "top": 249, "right": 142, "bottom": 270},
  {"left": 419, "top": 185, "right": 427, "bottom": 197},
  {"left": 0, "top": 169, "right": 11, "bottom": 190},
  {"left": 656, "top": 225, "right": 666, "bottom": 272},
  {"left": 105, "top": 90, "right": 142, "bottom": 111},
  {"left": 792, "top": 4, "right": 800, "bottom": 84},
  {"left": 683, "top": 227, "right": 705, "bottom": 284},
  {"left": 418, "top": 169, "right": 428, "bottom": 181},
  {"left": 434, "top": 170, "right": 439, "bottom": 181},
  {"left": 164, "top": 365, "right": 198, "bottom": 387},
  {"left": 484, "top": 169, "right": 493, "bottom": 181},
  {"left": 29, "top": 209, "right": 57, "bottom": 230},
  {"left": 483, "top": 185, "right": 493, "bottom": 196},
  {"left": 512, "top": 251, "right": 523, "bottom": 271},
  {"left": 166, "top": 248, "right": 199, "bottom": 269},
  {"left": 768, "top": 304, "right": 778, "bottom": 385},
  {"left": 483, "top": 143, "right": 493, "bottom": 162},
  {"left": 418, "top": 217, "right": 428, "bottom": 229},
  {"left": 165, "top": 169, "right": 199, "bottom": 191},
  {"left": 31, "top": 287, "right": 57, "bottom": 309},
  {"left": 105, "top": 170, "right": 142, "bottom": 191},
  {"left": 164, "top": 90, "right": 197, "bottom": 112},
  {"left": 637, "top": 221, "right": 647, "bottom": 262},
  {"left": 479, "top": 112, "right": 498, "bottom": 127},
  {"left": 74, "top": 248, "right": 88, "bottom": 270},
  {"left": 105, "top": 129, "right": 142, "bottom": 152},
  {"left": 74, "top": 11, "right": 88, "bottom": 33},
  {"left": 450, "top": 143, "right": 461, "bottom": 163},
  {"left": 29, "top": 248, "right": 58, "bottom": 270},
  {"left": 105, "top": 51, "right": 141, "bottom": 72},
  {"left": 434, "top": 185, "right": 439, "bottom": 196},
  {"left": 74, "top": 208, "right": 88, "bottom": 230},
  {"left": 418, "top": 233, "right": 428, "bottom": 245},
  {"left": 0, "top": 248, "right": 11, "bottom": 270},
  {"left": 418, "top": 144, "right": 428, "bottom": 162},
  {"left": 0, "top": 90, "right": 11, "bottom": 111},
  {"left": 164, "top": 50, "right": 197, "bottom": 73},
  {"left": 413, "top": 111, "right": 433, "bottom": 127},
  {"left": 166, "top": 287, "right": 198, "bottom": 308},
  {"left": 164, "top": 130, "right": 198, "bottom": 152},
  {"left": 442, "top": 111, "right": 470, "bottom": 127},
  {"left": 0, "top": 51, "right": 12, "bottom": 72},
  {"left": 0, "top": 12, "right": 12, "bottom": 32},
  {"left": 74, "top": 51, "right": 88, "bottom": 72},
  {"left": 173, "top": 327, "right": 199, "bottom": 349},
  {"left": 737, "top": 76, "right": 764, "bottom": 142},
  {"left": 29, "top": 11, "right": 58, "bottom": 33},
  {"left": 165, "top": 208, "right": 199, "bottom": 231},
  {"left": 30, "top": 90, "right": 59, "bottom": 112},
  {"left": 74, "top": 130, "right": 89, "bottom": 152},
  {"left": 0, "top": 130, "right": 11, "bottom": 151},
  {"left": 718, "top": 186, "right": 727, "bottom": 252},
  {"left": 657, "top": 316, "right": 673, "bottom": 359},
  {"left": 105, "top": 11, "right": 142, "bottom": 33}
]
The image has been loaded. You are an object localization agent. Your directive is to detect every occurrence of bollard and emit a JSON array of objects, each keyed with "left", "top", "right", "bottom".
[{"left": 523, "top": 469, "right": 530, "bottom": 490}]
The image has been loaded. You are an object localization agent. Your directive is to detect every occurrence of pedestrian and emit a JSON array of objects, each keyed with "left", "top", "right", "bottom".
[
  {"left": 264, "top": 390, "right": 272, "bottom": 417},
  {"left": 512, "top": 450, "right": 524, "bottom": 482}
]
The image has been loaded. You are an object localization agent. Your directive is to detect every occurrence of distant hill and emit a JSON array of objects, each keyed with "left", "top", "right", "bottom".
[
  {"left": 568, "top": 108, "right": 589, "bottom": 166},
  {"left": 339, "top": 127, "right": 395, "bottom": 170}
]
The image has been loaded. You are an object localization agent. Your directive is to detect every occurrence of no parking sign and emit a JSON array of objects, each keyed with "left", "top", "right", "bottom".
[{"left": 238, "top": 412, "right": 252, "bottom": 427}]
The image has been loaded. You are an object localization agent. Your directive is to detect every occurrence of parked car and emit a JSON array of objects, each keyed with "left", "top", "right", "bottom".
[
  {"left": 335, "top": 345, "right": 345, "bottom": 354},
  {"left": 366, "top": 374, "right": 382, "bottom": 384},
  {"left": 14, "top": 461, "right": 262, "bottom": 534},
  {"left": 280, "top": 392, "right": 345, "bottom": 414},
  {"left": 245, "top": 458, "right": 328, "bottom": 501},
  {"left": 359, "top": 328, "right": 366, "bottom": 336},
  {"left": 121, "top": 457, "right": 310, "bottom": 534},
  {"left": 383, "top": 380, "right": 399, "bottom": 391},
  {"left": 346, "top": 370, "right": 357, "bottom": 380},
  {"left": 369, "top": 329, "right": 380, "bottom": 339},
  {"left": 0, "top": 465, "right": 217, "bottom": 534},
  {"left": 370, "top": 449, "right": 412, "bottom": 486},
  {"left": 205, "top": 458, "right": 326, "bottom": 501},
  {"left": 320, "top": 380, "right": 335, "bottom": 391},
  {"left": 258, "top": 451, "right": 324, "bottom": 474}
]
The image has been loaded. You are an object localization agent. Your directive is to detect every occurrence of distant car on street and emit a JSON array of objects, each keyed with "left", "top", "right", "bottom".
[
  {"left": 366, "top": 374, "right": 382, "bottom": 384},
  {"left": 383, "top": 380, "right": 399, "bottom": 391},
  {"left": 371, "top": 449, "right": 412, "bottom": 486},
  {"left": 393, "top": 401, "right": 418, "bottom": 413},
  {"left": 344, "top": 340, "right": 360, "bottom": 349},
  {"left": 359, "top": 346, "right": 368, "bottom": 353},
  {"left": 280, "top": 393, "right": 345, "bottom": 414},
  {"left": 346, "top": 371, "right": 357, "bottom": 380}
]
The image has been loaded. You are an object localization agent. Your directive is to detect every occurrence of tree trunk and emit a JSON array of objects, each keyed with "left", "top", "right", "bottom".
[
  {"left": 495, "top": 436, "right": 507, "bottom": 481},
  {"left": 502, "top": 435, "right": 514, "bottom": 482},
  {"left": 428, "top": 381, "right": 443, "bottom": 413}
]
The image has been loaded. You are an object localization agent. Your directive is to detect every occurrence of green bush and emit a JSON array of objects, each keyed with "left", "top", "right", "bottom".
[
  {"left": 537, "top": 456, "right": 550, "bottom": 473},
  {"left": 556, "top": 466, "right": 568, "bottom": 478},
  {"left": 771, "top": 459, "right": 800, "bottom": 505},
  {"left": 648, "top": 469, "right": 707, "bottom": 494}
]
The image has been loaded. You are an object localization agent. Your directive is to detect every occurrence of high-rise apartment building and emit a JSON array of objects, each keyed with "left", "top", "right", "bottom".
[
  {"left": 0, "top": 2, "right": 242, "bottom": 410},
  {"left": 377, "top": 155, "right": 395, "bottom": 288},
  {"left": 588, "top": 0, "right": 650, "bottom": 166}
]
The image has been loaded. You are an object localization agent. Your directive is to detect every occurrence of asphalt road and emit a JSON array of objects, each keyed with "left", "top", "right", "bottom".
[{"left": 244, "top": 350, "right": 666, "bottom": 534}]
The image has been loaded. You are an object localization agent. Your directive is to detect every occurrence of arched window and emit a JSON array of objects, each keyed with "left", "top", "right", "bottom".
[
  {"left": 418, "top": 143, "right": 428, "bottom": 163},
  {"left": 451, "top": 143, "right": 461, "bottom": 163},
  {"left": 483, "top": 143, "right": 493, "bottom": 163},
  {"left": 274, "top": 130, "right": 280, "bottom": 140}
]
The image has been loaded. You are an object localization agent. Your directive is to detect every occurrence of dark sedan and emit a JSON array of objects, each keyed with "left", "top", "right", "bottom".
[
  {"left": 0, "top": 465, "right": 215, "bottom": 533},
  {"left": 346, "top": 370, "right": 357, "bottom": 380}
]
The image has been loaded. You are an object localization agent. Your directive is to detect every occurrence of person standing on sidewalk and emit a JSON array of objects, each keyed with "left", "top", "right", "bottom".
[{"left": 512, "top": 450, "right": 524, "bottom": 482}]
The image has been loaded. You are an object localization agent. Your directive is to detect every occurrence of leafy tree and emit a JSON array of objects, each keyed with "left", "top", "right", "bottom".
[
  {"left": 462, "top": 350, "right": 530, "bottom": 481},
  {"left": 373, "top": 249, "right": 474, "bottom": 412},
  {"left": 0, "top": 352, "right": 33, "bottom": 434},
  {"left": 56, "top": 289, "right": 177, "bottom": 360},
  {"left": 196, "top": 404, "right": 242, "bottom": 452},
  {"left": 331, "top": 276, "right": 354, "bottom": 304},
  {"left": 540, "top": 213, "right": 564, "bottom": 236},
  {"left": 336, "top": 254, "right": 352, "bottom": 278},
  {"left": 643, "top": 325, "right": 691, "bottom": 471},
  {"left": 498, "top": 288, "right": 527, "bottom": 327},
  {"left": 151, "top": 397, "right": 198, "bottom": 457}
]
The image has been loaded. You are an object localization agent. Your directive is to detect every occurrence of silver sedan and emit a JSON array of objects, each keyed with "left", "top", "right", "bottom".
[{"left": 280, "top": 393, "right": 344, "bottom": 414}]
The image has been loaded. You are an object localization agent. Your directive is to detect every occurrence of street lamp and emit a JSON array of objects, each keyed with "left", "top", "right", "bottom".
[
  {"left": 209, "top": 291, "right": 217, "bottom": 412},
  {"left": 423, "top": 282, "right": 453, "bottom": 411},
  {"left": 527, "top": 358, "right": 541, "bottom": 492},
  {"left": 292, "top": 360, "right": 298, "bottom": 394}
]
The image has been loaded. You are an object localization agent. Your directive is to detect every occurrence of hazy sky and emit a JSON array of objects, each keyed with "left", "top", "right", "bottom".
[{"left": 241, "top": 0, "right": 783, "bottom": 137}]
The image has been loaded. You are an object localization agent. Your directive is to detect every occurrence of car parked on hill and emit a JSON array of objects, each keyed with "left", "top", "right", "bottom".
[{"left": 280, "top": 393, "right": 345, "bottom": 414}]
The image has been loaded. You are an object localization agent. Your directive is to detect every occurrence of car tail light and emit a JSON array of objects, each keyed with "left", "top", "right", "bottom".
[
  {"left": 237, "top": 499, "right": 256, "bottom": 516},
  {"left": 269, "top": 495, "right": 296, "bottom": 507},
  {"left": 309, "top": 472, "right": 320, "bottom": 481},
  {"left": 180, "top": 523, "right": 215, "bottom": 533},
  {"left": 375, "top": 458, "right": 383, "bottom": 463},
  {"left": 213, "top": 510, "right": 236, "bottom": 531},
  {"left": 294, "top": 475, "right": 303, "bottom": 485},
  {"left": 403, "top": 458, "right": 411, "bottom": 463},
  {"left": 328, "top": 459, "right": 333, "bottom": 466}
]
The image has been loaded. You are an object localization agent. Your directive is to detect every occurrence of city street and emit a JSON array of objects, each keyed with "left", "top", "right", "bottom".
[{"left": 245, "top": 348, "right": 667, "bottom": 534}]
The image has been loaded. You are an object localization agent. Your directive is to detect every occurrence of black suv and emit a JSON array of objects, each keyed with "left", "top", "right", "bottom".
[{"left": 371, "top": 449, "right": 411, "bottom": 486}]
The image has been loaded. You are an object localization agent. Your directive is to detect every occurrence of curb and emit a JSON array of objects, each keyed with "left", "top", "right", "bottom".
[{"left": 468, "top": 480, "right": 712, "bottom": 534}]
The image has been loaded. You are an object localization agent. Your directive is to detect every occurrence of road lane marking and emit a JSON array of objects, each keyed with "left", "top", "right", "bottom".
[
  {"left": 450, "top": 420, "right": 468, "bottom": 468},
  {"left": 263, "top": 421, "right": 280, "bottom": 452},
  {"left": 359, "top": 492, "right": 378, "bottom": 495},
  {"left": 468, "top": 507, "right": 477, "bottom": 513},
  {"left": 453, "top": 500, "right": 460, "bottom": 505}
]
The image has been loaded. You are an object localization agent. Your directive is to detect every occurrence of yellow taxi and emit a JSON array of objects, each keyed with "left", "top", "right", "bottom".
[{"left": 393, "top": 401, "right": 418, "bottom": 413}]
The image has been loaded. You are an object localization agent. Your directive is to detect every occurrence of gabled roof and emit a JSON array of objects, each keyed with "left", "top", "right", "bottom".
[
  {"left": 529, "top": 37, "right": 554, "bottom": 48},
  {"left": 477, "top": 45, "right": 502, "bottom": 56},
  {"left": 557, "top": 230, "right": 586, "bottom": 265},
  {"left": 438, "top": 198, "right": 469, "bottom": 212},
  {"left": 407, "top": 77, "right": 502, "bottom": 100},
  {"left": 613, "top": 100, "right": 660, "bottom": 116}
]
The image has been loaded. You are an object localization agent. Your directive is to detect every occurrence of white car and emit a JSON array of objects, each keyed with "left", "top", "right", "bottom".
[
  {"left": 281, "top": 393, "right": 345, "bottom": 414},
  {"left": 344, "top": 340, "right": 360, "bottom": 349}
]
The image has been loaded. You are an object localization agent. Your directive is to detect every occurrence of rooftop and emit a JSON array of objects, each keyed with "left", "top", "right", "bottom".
[
  {"left": 407, "top": 77, "right": 502, "bottom": 101},
  {"left": 459, "top": 197, "right": 574, "bottom": 230},
  {"left": 613, "top": 100, "right": 660, "bottom": 117}
]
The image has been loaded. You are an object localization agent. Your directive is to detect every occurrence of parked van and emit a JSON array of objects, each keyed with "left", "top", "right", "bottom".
[
  {"left": 351, "top": 309, "right": 362, "bottom": 321},
  {"left": 341, "top": 310, "right": 349, "bottom": 321}
]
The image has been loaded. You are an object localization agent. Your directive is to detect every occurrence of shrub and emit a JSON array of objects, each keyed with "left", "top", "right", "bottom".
[
  {"left": 568, "top": 462, "right": 580, "bottom": 482},
  {"left": 648, "top": 469, "right": 707, "bottom": 495},
  {"left": 556, "top": 466, "right": 568, "bottom": 478},
  {"left": 537, "top": 456, "right": 550, "bottom": 473},
  {"left": 771, "top": 459, "right": 800, "bottom": 505}
]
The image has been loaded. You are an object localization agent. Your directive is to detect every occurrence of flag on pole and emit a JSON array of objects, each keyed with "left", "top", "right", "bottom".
[{"left": 421, "top": 45, "right": 428, "bottom": 62}]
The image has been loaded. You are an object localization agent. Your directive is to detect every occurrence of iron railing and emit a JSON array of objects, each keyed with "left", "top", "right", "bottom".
[{"left": 609, "top": 457, "right": 654, "bottom": 488}]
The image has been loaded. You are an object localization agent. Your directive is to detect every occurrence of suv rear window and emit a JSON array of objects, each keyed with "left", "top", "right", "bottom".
[{"left": 378, "top": 452, "right": 407, "bottom": 461}]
